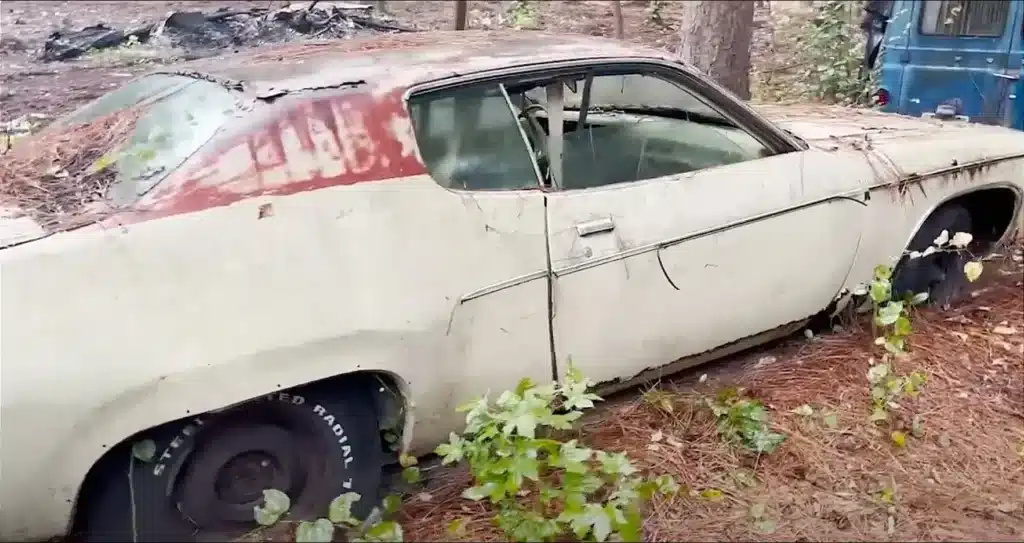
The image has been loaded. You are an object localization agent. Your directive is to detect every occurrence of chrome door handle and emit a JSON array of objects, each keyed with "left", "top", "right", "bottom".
[{"left": 575, "top": 217, "right": 615, "bottom": 237}]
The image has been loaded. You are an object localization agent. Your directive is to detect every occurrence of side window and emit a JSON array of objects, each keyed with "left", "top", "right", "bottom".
[
  {"left": 532, "top": 72, "right": 771, "bottom": 191},
  {"left": 920, "top": 0, "right": 1009, "bottom": 37},
  {"left": 408, "top": 85, "right": 541, "bottom": 191}
]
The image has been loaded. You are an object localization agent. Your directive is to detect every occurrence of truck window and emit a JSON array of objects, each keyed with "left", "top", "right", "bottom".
[{"left": 920, "top": 0, "right": 1009, "bottom": 37}]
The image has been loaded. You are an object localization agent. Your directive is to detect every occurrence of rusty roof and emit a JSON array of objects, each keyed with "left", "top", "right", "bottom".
[{"left": 173, "top": 30, "right": 675, "bottom": 94}]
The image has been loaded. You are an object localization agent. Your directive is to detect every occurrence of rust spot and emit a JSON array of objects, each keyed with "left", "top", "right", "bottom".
[
  {"left": 125, "top": 87, "right": 425, "bottom": 225},
  {"left": 257, "top": 203, "right": 273, "bottom": 219}
]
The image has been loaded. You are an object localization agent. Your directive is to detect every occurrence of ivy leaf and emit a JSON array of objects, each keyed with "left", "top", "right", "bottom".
[
  {"left": 402, "top": 466, "right": 422, "bottom": 484},
  {"left": 963, "top": 260, "right": 983, "bottom": 282},
  {"left": 877, "top": 301, "right": 904, "bottom": 325},
  {"left": 328, "top": 492, "right": 361, "bottom": 525},
  {"left": 383, "top": 494, "right": 403, "bottom": 513},
  {"left": 910, "top": 292, "right": 929, "bottom": 305},
  {"left": 894, "top": 316, "right": 912, "bottom": 336},
  {"left": 933, "top": 229, "right": 950, "bottom": 247},
  {"left": 253, "top": 489, "right": 290, "bottom": 526},
  {"left": 870, "top": 279, "right": 891, "bottom": 303},
  {"left": 867, "top": 364, "right": 889, "bottom": 384},
  {"left": 295, "top": 519, "right": 335, "bottom": 543}
]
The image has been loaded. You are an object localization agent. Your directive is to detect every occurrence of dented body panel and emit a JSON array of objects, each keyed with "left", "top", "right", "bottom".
[{"left": 1, "top": 32, "right": 1023, "bottom": 542}]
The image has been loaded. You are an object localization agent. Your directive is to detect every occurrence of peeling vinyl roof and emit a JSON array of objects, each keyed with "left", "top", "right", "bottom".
[{"left": 170, "top": 30, "right": 676, "bottom": 94}]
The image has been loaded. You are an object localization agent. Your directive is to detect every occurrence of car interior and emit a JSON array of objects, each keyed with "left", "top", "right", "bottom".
[{"left": 408, "top": 69, "right": 773, "bottom": 191}]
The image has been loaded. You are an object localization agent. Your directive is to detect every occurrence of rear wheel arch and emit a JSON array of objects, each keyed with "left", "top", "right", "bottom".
[{"left": 68, "top": 369, "right": 412, "bottom": 538}]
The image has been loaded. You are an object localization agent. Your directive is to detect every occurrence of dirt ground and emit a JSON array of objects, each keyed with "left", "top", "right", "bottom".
[{"left": 2, "top": 2, "right": 1023, "bottom": 541}]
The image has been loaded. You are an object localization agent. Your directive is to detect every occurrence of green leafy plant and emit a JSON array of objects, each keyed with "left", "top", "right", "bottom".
[
  {"left": 435, "top": 365, "right": 679, "bottom": 542},
  {"left": 703, "top": 387, "right": 786, "bottom": 455},
  {"left": 754, "top": 1, "right": 876, "bottom": 105},
  {"left": 859, "top": 230, "right": 982, "bottom": 436},
  {"left": 800, "top": 0, "right": 874, "bottom": 104}
]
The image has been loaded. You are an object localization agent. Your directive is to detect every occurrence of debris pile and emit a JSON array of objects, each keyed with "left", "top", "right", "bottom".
[
  {"left": 41, "top": 2, "right": 415, "bottom": 62},
  {"left": 0, "top": 107, "right": 142, "bottom": 230}
]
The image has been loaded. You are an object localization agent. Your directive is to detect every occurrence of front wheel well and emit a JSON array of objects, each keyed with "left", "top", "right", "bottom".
[
  {"left": 70, "top": 370, "right": 410, "bottom": 536},
  {"left": 941, "top": 187, "right": 1020, "bottom": 251}
]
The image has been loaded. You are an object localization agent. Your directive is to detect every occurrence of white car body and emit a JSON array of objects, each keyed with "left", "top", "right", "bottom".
[{"left": 1, "top": 31, "right": 1022, "bottom": 540}]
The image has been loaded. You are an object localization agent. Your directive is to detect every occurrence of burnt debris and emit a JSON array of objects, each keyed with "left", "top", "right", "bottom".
[{"left": 40, "top": 2, "right": 416, "bottom": 62}]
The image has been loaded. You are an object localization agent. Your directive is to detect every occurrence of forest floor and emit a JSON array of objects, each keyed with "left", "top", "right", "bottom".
[{"left": 2, "top": 1, "right": 1022, "bottom": 541}]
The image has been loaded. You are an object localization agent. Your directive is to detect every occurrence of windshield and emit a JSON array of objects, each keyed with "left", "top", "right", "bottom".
[{"left": 53, "top": 73, "right": 243, "bottom": 206}]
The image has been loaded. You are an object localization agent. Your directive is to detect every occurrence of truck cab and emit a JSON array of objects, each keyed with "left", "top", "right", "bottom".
[{"left": 869, "top": 0, "right": 1023, "bottom": 130}]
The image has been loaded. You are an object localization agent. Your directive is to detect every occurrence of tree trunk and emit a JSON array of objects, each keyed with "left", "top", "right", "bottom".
[
  {"left": 611, "top": 1, "right": 625, "bottom": 39},
  {"left": 676, "top": 0, "right": 755, "bottom": 100},
  {"left": 453, "top": 0, "right": 468, "bottom": 30}
]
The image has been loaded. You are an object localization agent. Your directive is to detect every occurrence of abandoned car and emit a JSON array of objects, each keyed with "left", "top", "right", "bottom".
[{"left": 1, "top": 31, "right": 1022, "bottom": 542}]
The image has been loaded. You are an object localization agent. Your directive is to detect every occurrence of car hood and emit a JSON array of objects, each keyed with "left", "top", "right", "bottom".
[
  {"left": 754, "top": 103, "right": 1001, "bottom": 144},
  {"left": 754, "top": 103, "right": 1024, "bottom": 176}
]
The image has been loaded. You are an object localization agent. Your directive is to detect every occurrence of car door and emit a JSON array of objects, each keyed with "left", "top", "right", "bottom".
[
  {"left": 542, "top": 67, "right": 873, "bottom": 387},
  {"left": 900, "top": 0, "right": 1015, "bottom": 123}
]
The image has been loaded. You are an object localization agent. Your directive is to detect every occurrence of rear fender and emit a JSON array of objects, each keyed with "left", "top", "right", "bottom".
[{"left": 52, "top": 332, "right": 432, "bottom": 531}]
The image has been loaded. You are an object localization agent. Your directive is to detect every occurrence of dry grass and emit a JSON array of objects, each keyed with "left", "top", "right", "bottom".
[
  {"left": 401, "top": 256, "right": 1024, "bottom": 542},
  {"left": 0, "top": 107, "right": 140, "bottom": 230}
]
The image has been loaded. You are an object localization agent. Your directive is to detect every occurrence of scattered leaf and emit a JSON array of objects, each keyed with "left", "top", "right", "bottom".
[
  {"left": 754, "top": 518, "right": 777, "bottom": 534},
  {"left": 699, "top": 488, "right": 724, "bottom": 502},
  {"left": 993, "top": 326, "right": 1018, "bottom": 335},
  {"left": 749, "top": 502, "right": 767, "bottom": 519},
  {"left": 790, "top": 404, "right": 814, "bottom": 417},
  {"left": 823, "top": 412, "right": 839, "bottom": 429},
  {"left": 890, "top": 431, "right": 907, "bottom": 448},
  {"left": 447, "top": 517, "right": 469, "bottom": 537}
]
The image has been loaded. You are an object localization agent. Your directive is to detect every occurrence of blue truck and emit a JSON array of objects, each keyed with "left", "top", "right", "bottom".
[{"left": 865, "top": 0, "right": 1023, "bottom": 130}]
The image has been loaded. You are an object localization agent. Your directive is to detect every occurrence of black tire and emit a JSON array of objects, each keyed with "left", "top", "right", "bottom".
[
  {"left": 892, "top": 204, "right": 974, "bottom": 308},
  {"left": 76, "top": 383, "right": 383, "bottom": 542}
]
